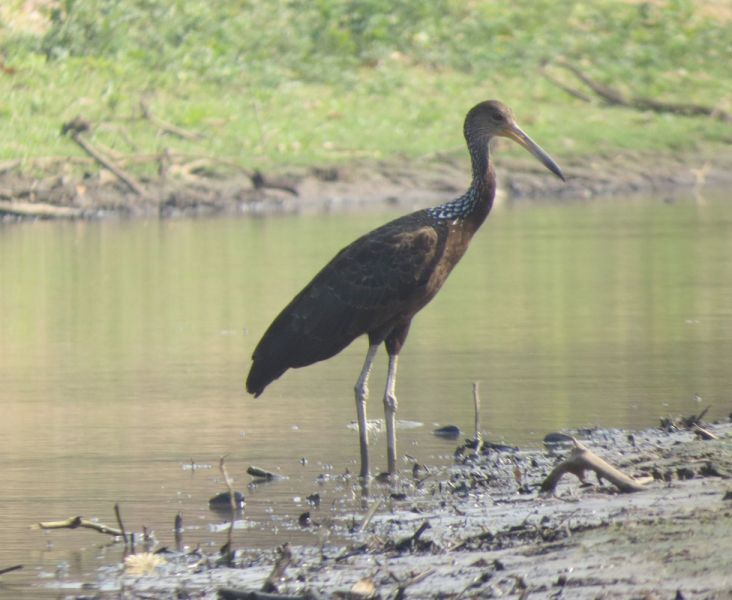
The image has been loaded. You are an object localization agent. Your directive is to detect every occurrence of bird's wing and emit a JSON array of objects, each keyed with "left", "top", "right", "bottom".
[
  {"left": 251, "top": 215, "right": 447, "bottom": 366},
  {"left": 288, "top": 219, "right": 446, "bottom": 340}
]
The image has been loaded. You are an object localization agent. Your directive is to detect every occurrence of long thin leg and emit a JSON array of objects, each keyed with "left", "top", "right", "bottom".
[
  {"left": 355, "top": 343, "right": 380, "bottom": 480},
  {"left": 383, "top": 353, "right": 399, "bottom": 477}
]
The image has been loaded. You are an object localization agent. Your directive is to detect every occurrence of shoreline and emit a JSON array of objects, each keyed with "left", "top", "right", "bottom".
[
  {"left": 27, "top": 419, "right": 732, "bottom": 599},
  {"left": 1, "top": 149, "right": 731, "bottom": 222}
]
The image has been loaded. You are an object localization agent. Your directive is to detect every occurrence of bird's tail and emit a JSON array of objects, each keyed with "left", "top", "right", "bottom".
[{"left": 245, "top": 360, "right": 287, "bottom": 398}]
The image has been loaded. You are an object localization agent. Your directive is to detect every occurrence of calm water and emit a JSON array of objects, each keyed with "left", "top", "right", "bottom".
[{"left": 1, "top": 195, "right": 731, "bottom": 594}]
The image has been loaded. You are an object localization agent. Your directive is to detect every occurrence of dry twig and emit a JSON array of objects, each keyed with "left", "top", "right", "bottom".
[{"left": 140, "top": 101, "right": 205, "bottom": 141}]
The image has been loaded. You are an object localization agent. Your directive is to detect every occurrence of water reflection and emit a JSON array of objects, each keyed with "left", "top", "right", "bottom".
[{"left": 0, "top": 194, "right": 730, "bottom": 591}]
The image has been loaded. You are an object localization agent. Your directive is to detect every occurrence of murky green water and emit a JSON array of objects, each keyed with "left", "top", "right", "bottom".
[{"left": 1, "top": 195, "right": 731, "bottom": 595}]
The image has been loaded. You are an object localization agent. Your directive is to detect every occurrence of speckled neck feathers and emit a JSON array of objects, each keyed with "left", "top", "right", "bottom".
[{"left": 427, "top": 141, "right": 495, "bottom": 222}]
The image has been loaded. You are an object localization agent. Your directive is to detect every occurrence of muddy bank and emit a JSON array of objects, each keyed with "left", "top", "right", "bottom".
[
  {"left": 1, "top": 148, "right": 731, "bottom": 221},
  {"left": 32, "top": 419, "right": 732, "bottom": 599}
]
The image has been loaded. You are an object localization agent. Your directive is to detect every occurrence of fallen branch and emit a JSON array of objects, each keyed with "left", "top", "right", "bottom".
[
  {"left": 261, "top": 543, "right": 293, "bottom": 594},
  {"left": 140, "top": 101, "right": 205, "bottom": 142},
  {"left": 540, "top": 438, "right": 645, "bottom": 494},
  {"left": 219, "top": 591, "right": 310, "bottom": 600},
  {"left": 392, "top": 568, "right": 436, "bottom": 600},
  {"left": 68, "top": 130, "right": 153, "bottom": 200},
  {"left": 30, "top": 516, "right": 123, "bottom": 536},
  {"left": 0, "top": 200, "right": 82, "bottom": 218},
  {"left": 546, "top": 60, "right": 732, "bottom": 122},
  {"left": 393, "top": 519, "right": 431, "bottom": 552},
  {"left": 693, "top": 424, "right": 719, "bottom": 441}
]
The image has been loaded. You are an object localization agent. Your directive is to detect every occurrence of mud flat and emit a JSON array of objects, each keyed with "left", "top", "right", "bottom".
[{"left": 34, "top": 419, "right": 732, "bottom": 599}]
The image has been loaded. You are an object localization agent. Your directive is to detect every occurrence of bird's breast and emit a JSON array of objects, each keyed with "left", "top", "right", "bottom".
[{"left": 422, "top": 219, "right": 476, "bottom": 301}]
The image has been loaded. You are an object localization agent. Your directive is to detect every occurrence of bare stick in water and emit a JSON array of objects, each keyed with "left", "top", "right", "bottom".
[
  {"left": 220, "top": 455, "right": 237, "bottom": 564},
  {"left": 114, "top": 503, "right": 128, "bottom": 546},
  {"left": 473, "top": 381, "right": 481, "bottom": 450}
]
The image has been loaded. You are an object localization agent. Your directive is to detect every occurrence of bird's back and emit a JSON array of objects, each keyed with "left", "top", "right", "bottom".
[{"left": 246, "top": 209, "right": 452, "bottom": 396}]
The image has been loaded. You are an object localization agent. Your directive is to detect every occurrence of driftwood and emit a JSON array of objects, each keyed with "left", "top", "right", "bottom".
[
  {"left": 30, "top": 516, "right": 123, "bottom": 536},
  {"left": 68, "top": 131, "right": 153, "bottom": 201},
  {"left": 544, "top": 60, "right": 732, "bottom": 122},
  {"left": 247, "top": 466, "right": 279, "bottom": 480},
  {"left": 693, "top": 424, "right": 719, "bottom": 441},
  {"left": 540, "top": 438, "right": 645, "bottom": 494},
  {"left": 219, "top": 591, "right": 311, "bottom": 600},
  {"left": 0, "top": 200, "right": 82, "bottom": 218},
  {"left": 261, "top": 543, "right": 293, "bottom": 593},
  {"left": 0, "top": 565, "right": 23, "bottom": 576},
  {"left": 140, "top": 101, "right": 205, "bottom": 142}
]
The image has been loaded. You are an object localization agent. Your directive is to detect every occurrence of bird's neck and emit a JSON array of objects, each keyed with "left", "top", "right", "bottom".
[{"left": 427, "top": 141, "right": 496, "bottom": 225}]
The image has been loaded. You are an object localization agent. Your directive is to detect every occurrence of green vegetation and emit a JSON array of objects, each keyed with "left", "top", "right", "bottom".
[{"left": 0, "top": 0, "right": 730, "bottom": 167}]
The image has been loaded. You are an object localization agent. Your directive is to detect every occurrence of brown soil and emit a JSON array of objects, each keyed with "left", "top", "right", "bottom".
[{"left": 2, "top": 148, "right": 731, "bottom": 222}]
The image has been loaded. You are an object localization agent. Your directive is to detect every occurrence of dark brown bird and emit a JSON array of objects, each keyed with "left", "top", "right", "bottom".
[{"left": 246, "top": 101, "right": 564, "bottom": 480}]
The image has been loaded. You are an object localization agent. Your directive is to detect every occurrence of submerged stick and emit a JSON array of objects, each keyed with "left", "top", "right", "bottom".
[
  {"left": 31, "top": 516, "right": 123, "bottom": 537},
  {"left": 541, "top": 438, "right": 645, "bottom": 494},
  {"left": 0, "top": 565, "right": 23, "bottom": 576}
]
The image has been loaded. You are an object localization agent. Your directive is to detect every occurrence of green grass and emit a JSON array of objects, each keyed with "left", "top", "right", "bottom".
[{"left": 0, "top": 0, "right": 730, "bottom": 171}]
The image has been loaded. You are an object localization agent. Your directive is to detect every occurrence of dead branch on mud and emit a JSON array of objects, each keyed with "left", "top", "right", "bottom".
[
  {"left": 261, "top": 543, "right": 293, "bottom": 593},
  {"left": 62, "top": 117, "right": 152, "bottom": 200},
  {"left": 30, "top": 516, "right": 123, "bottom": 537},
  {"left": 219, "top": 590, "right": 311, "bottom": 600},
  {"left": 540, "top": 438, "right": 645, "bottom": 494},
  {"left": 693, "top": 424, "right": 719, "bottom": 440},
  {"left": 544, "top": 60, "right": 732, "bottom": 122},
  {"left": 0, "top": 200, "right": 82, "bottom": 218},
  {"left": 140, "top": 101, "right": 205, "bottom": 142}
]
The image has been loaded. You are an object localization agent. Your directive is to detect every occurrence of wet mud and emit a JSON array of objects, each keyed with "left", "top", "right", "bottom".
[{"left": 37, "top": 420, "right": 732, "bottom": 599}]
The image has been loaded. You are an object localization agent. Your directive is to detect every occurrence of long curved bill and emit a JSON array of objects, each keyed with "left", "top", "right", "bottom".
[{"left": 501, "top": 123, "right": 565, "bottom": 181}]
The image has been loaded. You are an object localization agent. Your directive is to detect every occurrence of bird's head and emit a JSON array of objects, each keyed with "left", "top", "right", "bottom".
[{"left": 464, "top": 100, "right": 565, "bottom": 181}]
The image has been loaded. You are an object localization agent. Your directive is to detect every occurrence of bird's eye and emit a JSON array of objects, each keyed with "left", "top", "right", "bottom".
[{"left": 491, "top": 113, "right": 503, "bottom": 122}]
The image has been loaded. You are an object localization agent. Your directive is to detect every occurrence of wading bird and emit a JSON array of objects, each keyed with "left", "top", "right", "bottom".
[{"left": 246, "top": 101, "right": 564, "bottom": 480}]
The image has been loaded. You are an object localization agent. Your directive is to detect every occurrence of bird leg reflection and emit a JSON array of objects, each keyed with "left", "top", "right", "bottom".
[
  {"left": 355, "top": 343, "right": 380, "bottom": 480},
  {"left": 384, "top": 353, "right": 399, "bottom": 477}
]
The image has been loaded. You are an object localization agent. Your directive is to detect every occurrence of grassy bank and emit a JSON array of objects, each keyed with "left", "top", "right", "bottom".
[{"left": 0, "top": 0, "right": 730, "bottom": 172}]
